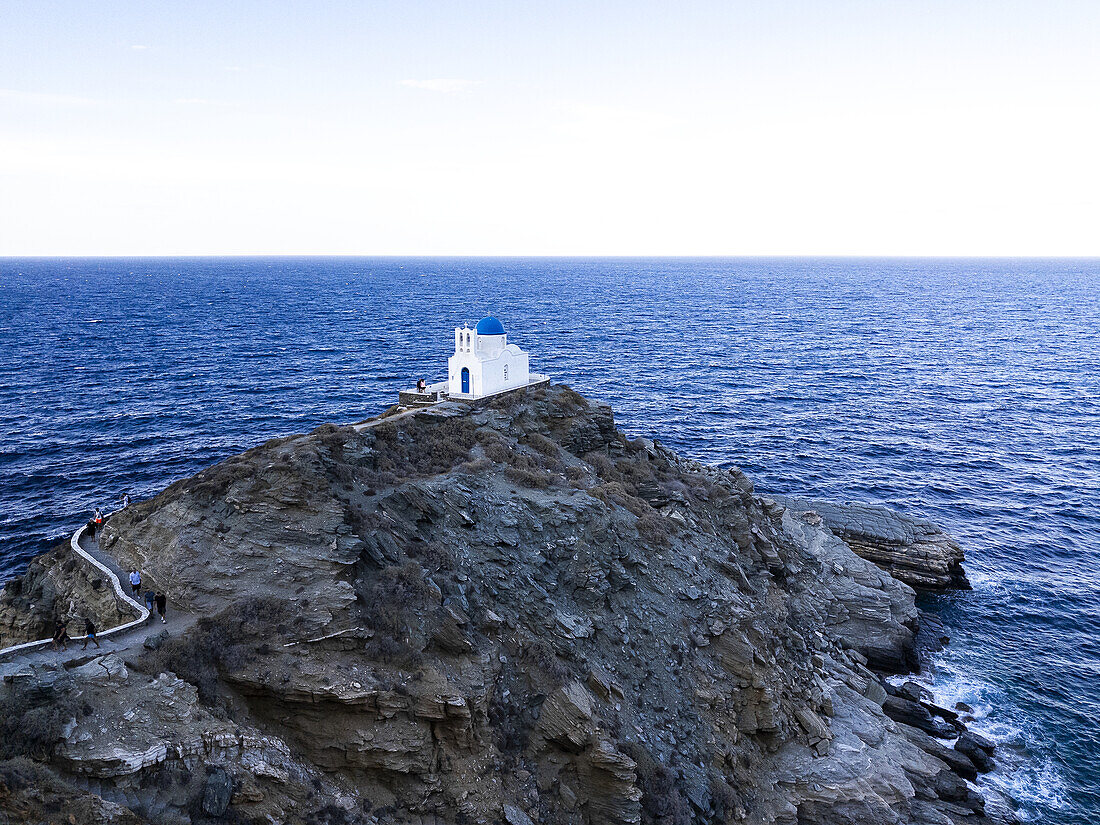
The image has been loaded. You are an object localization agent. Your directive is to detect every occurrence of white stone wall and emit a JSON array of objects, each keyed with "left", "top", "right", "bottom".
[{"left": 448, "top": 327, "right": 531, "bottom": 398}]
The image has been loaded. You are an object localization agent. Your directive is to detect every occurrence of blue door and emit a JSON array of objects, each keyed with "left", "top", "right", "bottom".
[{"left": 461, "top": 367, "right": 470, "bottom": 394}]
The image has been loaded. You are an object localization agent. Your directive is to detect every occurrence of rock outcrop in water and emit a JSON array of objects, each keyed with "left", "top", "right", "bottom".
[
  {"left": 774, "top": 497, "right": 970, "bottom": 592},
  {"left": 0, "top": 385, "right": 1007, "bottom": 824}
]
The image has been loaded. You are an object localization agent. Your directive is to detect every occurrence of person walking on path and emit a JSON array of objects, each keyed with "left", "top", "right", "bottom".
[
  {"left": 144, "top": 590, "right": 156, "bottom": 617},
  {"left": 81, "top": 617, "right": 100, "bottom": 650},
  {"left": 129, "top": 570, "right": 141, "bottom": 597},
  {"left": 52, "top": 618, "right": 69, "bottom": 651},
  {"left": 89, "top": 507, "right": 104, "bottom": 536},
  {"left": 154, "top": 592, "right": 167, "bottom": 624}
]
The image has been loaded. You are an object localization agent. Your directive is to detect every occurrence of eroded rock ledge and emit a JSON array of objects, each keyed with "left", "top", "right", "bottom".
[
  {"left": 775, "top": 496, "right": 971, "bottom": 592},
  {"left": 0, "top": 384, "right": 1004, "bottom": 825}
]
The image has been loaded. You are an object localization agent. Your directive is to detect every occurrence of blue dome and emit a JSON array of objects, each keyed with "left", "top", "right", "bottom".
[{"left": 475, "top": 316, "right": 505, "bottom": 335}]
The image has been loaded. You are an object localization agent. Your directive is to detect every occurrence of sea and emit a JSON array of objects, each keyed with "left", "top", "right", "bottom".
[{"left": 0, "top": 257, "right": 1097, "bottom": 823}]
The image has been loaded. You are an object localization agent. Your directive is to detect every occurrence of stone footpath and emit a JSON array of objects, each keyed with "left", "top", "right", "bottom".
[{"left": 0, "top": 528, "right": 198, "bottom": 679}]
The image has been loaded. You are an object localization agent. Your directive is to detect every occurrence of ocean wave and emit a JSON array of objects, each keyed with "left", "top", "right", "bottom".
[{"left": 906, "top": 651, "right": 1073, "bottom": 821}]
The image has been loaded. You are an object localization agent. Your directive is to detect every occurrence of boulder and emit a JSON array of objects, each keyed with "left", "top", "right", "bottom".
[
  {"left": 202, "top": 767, "right": 233, "bottom": 817},
  {"left": 538, "top": 682, "right": 597, "bottom": 751},
  {"left": 882, "top": 696, "right": 956, "bottom": 738},
  {"left": 955, "top": 731, "right": 997, "bottom": 773},
  {"left": 775, "top": 496, "right": 970, "bottom": 591}
]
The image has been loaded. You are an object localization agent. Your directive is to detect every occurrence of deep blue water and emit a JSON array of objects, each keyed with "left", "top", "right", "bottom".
[{"left": 1, "top": 257, "right": 1098, "bottom": 822}]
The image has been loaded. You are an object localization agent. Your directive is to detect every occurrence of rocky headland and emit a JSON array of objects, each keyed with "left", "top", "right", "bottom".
[{"left": 0, "top": 384, "right": 1007, "bottom": 825}]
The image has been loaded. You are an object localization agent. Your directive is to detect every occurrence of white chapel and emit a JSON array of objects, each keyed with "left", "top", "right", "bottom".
[{"left": 448, "top": 316, "right": 531, "bottom": 399}]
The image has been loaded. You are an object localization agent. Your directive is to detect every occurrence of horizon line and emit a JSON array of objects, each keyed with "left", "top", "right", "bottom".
[{"left": 3, "top": 254, "right": 1100, "bottom": 261}]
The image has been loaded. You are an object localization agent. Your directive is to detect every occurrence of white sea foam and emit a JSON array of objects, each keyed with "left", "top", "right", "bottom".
[
  {"left": 984, "top": 757, "right": 1070, "bottom": 820},
  {"left": 912, "top": 651, "right": 1069, "bottom": 819}
]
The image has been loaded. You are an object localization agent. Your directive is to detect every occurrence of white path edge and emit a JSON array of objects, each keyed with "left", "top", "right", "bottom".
[{"left": 0, "top": 524, "right": 150, "bottom": 660}]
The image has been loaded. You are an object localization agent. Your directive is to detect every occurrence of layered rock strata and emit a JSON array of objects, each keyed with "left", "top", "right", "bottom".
[
  {"left": 774, "top": 497, "right": 970, "bottom": 591},
  {"left": 0, "top": 385, "right": 1004, "bottom": 824}
]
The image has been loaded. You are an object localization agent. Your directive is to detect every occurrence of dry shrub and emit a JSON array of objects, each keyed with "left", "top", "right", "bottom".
[
  {"left": 477, "top": 429, "right": 513, "bottom": 463},
  {"left": 586, "top": 452, "right": 617, "bottom": 480},
  {"left": 486, "top": 389, "right": 525, "bottom": 411},
  {"left": 178, "top": 455, "right": 256, "bottom": 501},
  {"left": 660, "top": 479, "right": 691, "bottom": 502},
  {"left": 504, "top": 466, "right": 554, "bottom": 489},
  {"left": 0, "top": 684, "right": 82, "bottom": 760},
  {"left": 619, "top": 742, "right": 693, "bottom": 825},
  {"left": 517, "top": 637, "right": 570, "bottom": 686},
  {"left": 369, "top": 416, "right": 478, "bottom": 480},
  {"left": 459, "top": 457, "right": 493, "bottom": 474},
  {"left": 589, "top": 482, "right": 650, "bottom": 518},
  {"left": 619, "top": 454, "right": 666, "bottom": 489},
  {"left": 709, "top": 775, "right": 742, "bottom": 823},
  {"left": 312, "top": 423, "right": 355, "bottom": 462},
  {"left": 525, "top": 432, "right": 560, "bottom": 458},
  {"left": 637, "top": 512, "right": 672, "bottom": 547},
  {"left": 406, "top": 539, "right": 455, "bottom": 572},
  {"left": 361, "top": 561, "right": 434, "bottom": 635},
  {"left": 141, "top": 597, "right": 297, "bottom": 704},
  {"left": 359, "top": 560, "right": 434, "bottom": 667},
  {"left": 476, "top": 428, "right": 562, "bottom": 487},
  {"left": 551, "top": 385, "right": 590, "bottom": 414}
]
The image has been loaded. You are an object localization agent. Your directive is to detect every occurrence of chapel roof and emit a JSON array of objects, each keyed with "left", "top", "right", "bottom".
[{"left": 475, "top": 316, "right": 506, "bottom": 335}]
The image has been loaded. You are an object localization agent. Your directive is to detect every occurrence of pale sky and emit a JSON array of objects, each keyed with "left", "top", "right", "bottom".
[{"left": 1, "top": 1, "right": 1098, "bottom": 255}]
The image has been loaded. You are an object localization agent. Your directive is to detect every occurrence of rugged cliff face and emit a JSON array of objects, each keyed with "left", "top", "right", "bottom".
[
  {"left": 0, "top": 543, "right": 131, "bottom": 648},
  {"left": 0, "top": 385, "right": 1006, "bottom": 825}
]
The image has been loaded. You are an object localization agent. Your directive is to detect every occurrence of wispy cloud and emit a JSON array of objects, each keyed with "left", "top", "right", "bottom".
[
  {"left": 173, "top": 97, "right": 237, "bottom": 108},
  {"left": 0, "top": 89, "right": 101, "bottom": 107},
  {"left": 399, "top": 78, "right": 482, "bottom": 94}
]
